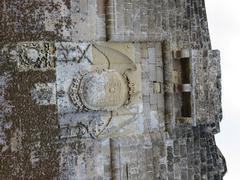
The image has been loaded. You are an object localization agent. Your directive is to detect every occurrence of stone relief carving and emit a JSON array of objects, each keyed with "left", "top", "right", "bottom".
[
  {"left": 2, "top": 42, "right": 142, "bottom": 140},
  {"left": 56, "top": 42, "right": 142, "bottom": 139},
  {"left": 17, "top": 42, "right": 55, "bottom": 71},
  {"left": 69, "top": 69, "right": 137, "bottom": 112},
  {"left": 79, "top": 70, "right": 128, "bottom": 111},
  {"left": 59, "top": 112, "right": 114, "bottom": 139},
  {"left": 56, "top": 42, "right": 92, "bottom": 64}
]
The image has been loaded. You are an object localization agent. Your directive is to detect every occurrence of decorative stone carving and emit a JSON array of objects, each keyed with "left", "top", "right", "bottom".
[
  {"left": 79, "top": 70, "right": 128, "bottom": 111},
  {"left": 66, "top": 43, "right": 142, "bottom": 113},
  {"left": 17, "top": 42, "right": 55, "bottom": 71},
  {"left": 55, "top": 42, "right": 92, "bottom": 63},
  {"left": 69, "top": 69, "right": 134, "bottom": 111}
]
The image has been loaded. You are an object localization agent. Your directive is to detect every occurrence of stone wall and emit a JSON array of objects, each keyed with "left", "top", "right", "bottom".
[
  {"left": 0, "top": 1, "right": 226, "bottom": 180},
  {"left": 0, "top": 0, "right": 106, "bottom": 43},
  {"left": 1, "top": 0, "right": 210, "bottom": 48},
  {"left": 106, "top": 0, "right": 211, "bottom": 49}
]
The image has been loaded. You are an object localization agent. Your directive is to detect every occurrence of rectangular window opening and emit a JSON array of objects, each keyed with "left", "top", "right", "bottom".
[
  {"left": 180, "top": 58, "right": 190, "bottom": 84},
  {"left": 180, "top": 58, "right": 191, "bottom": 117},
  {"left": 181, "top": 92, "right": 192, "bottom": 117}
]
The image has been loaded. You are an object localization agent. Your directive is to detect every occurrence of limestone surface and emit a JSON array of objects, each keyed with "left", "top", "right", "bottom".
[{"left": 0, "top": 1, "right": 226, "bottom": 180}]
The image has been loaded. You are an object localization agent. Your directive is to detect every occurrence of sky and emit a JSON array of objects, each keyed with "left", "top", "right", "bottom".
[{"left": 205, "top": 0, "right": 240, "bottom": 179}]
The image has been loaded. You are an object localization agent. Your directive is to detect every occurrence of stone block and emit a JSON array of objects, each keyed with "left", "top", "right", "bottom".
[
  {"left": 153, "top": 82, "right": 161, "bottom": 94},
  {"left": 149, "top": 64, "right": 157, "bottom": 81},
  {"left": 148, "top": 48, "right": 156, "bottom": 63}
]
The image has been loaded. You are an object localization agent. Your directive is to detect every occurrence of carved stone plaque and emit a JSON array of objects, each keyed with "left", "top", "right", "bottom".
[
  {"left": 17, "top": 42, "right": 55, "bottom": 71},
  {"left": 79, "top": 70, "right": 128, "bottom": 111}
]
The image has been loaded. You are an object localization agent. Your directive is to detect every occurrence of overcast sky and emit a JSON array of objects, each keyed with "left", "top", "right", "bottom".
[{"left": 205, "top": 0, "right": 240, "bottom": 179}]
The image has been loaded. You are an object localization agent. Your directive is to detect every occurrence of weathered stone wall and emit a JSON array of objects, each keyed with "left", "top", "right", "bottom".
[
  {"left": 0, "top": 50, "right": 59, "bottom": 179},
  {"left": 0, "top": 0, "right": 106, "bottom": 43},
  {"left": 0, "top": 0, "right": 226, "bottom": 180},
  {"left": 106, "top": 0, "right": 211, "bottom": 49},
  {"left": 0, "top": 0, "right": 210, "bottom": 48},
  {"left": 193, "top": 50, "right": 222, "bottom": 133}
]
